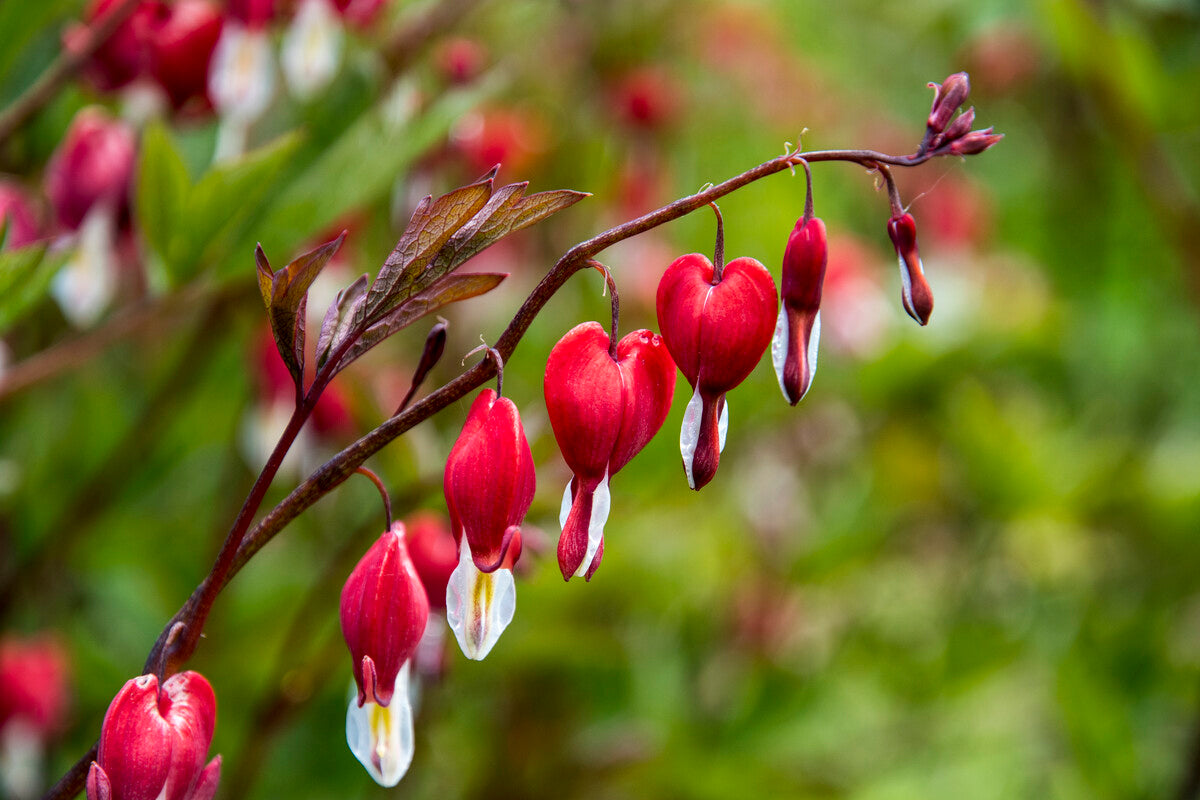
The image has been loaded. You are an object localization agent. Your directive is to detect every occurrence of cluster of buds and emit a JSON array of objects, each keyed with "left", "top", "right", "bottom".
[
  {"left": 923, "top": 72, "right": 1003, "bottom": 156},
  {"left": 86, "top": 672, "right": 220, "bottom": 800}
]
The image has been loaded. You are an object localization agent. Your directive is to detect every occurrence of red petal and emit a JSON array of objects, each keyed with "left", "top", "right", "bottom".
[{"left": 544, "top": 322, "right": 624, "bottom": 480}]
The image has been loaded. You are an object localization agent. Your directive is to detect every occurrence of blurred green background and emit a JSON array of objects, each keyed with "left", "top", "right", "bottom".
[{"left": 3, "top": 0, "right": 1200, "bottom": 798}]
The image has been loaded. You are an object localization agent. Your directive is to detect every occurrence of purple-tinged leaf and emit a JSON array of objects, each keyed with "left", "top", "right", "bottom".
[
  {"left": 339, "top": 273, "right": 506, "bottom": 372},
  {"left": 315, "top": 273, "right": 369, "bottom": 371},
  {"left": 255, "top": 245, "right": 272, "bottom": 309},
  {"left": 419, "top": 186, "right": 588, "bottom": 293},
  {"left": 264, "top": 233, "right": 347, "bottom": 391},
  {"left": 366, "top": 178, "right": 495, "bottom": 318}
]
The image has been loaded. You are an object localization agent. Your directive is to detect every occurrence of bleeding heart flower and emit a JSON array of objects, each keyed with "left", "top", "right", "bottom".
[
  {"left": 656, "top": 253, "right": 777, "bottom": 489},
  {"left": 280, "top": 0, "right": 344, "bottom": 100},
  {"left": 444, "top": 389, "right": 535, "bottom": 573},
  {"left": 65, "top": 0, "right": 169, "bottom": 94},
  {"left": 86, "top": 671, "right": 220, "bottom": 800},
  {"left": 443, "top": 389, "right": 534, "bottom": 659},
  {"left": 404, "top": 512, "right": 458, "bottom": 612},
  {"left": 0, "top": 634, "right": 70, "bottom": 742},
  {"left": 887, "top": 213, "right": 934, "bottom": 325},
  {"left": 150, "top": 0, "right": 223, "bottom": 110},
  {"left": 771, "top": 216, "right": 827, "bottom": 405},
  {"left": 544, "top": 322, "right": 675, "bottom": 580},
  {"left": 340, "top": 522, "right": 429, "bottom": 787},
  {"left": 44, "top": 108, "right": 136, "bottom": 232}
]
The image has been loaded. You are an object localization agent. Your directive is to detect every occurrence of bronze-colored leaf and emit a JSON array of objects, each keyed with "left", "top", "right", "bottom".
[
  {"left": 366, "top": 177, "right": 495, "bottom": 318},
  {"left": 315, "top": 273, "right": 369, "bottom": 371},
  {"left": 255, "top": 245, "right": 272, "bottom": 309},
  {"left": 338, "top": 272, "right": 506, "bottom": 372},
  {"left": 264, "top": 232, "right": 346, "bottom": 393}
]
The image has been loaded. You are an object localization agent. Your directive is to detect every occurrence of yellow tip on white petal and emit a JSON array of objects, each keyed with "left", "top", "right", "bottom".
[
  {"left": 345, "top": 665, "right": 414, "bottom": 787},
  {"left": 446, "top": 539, "right": 515, "bottom": 661}
]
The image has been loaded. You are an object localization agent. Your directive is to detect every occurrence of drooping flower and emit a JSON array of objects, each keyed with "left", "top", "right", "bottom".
[
  {"left": 150, "top": 0, "right": 223, "bottom": 110},
  {"left": 443, "top": 388, "right": 534, "bottom": 659},
  {"left": 771, "top": 215, "right": 827, "bottom": 405},
  {"left": 544, "top": 322, "right": 675, "bottom": 580},
  {"left": 65, "top": 0, "right": 169, "bottom": 94},
  {"left": 0, "top": 634, "right": 71, "bottom": 741},
  {"left": 86, "top": 671, "right": 220, "bottom": 800},
  {"left": 44, "top": 108, "right": 136, "bottom": 232},
  {"left": 208, "top": 5, "right": 276, "bottom": 160},
  {"left": 887, "top": 213, "right": 934, "bottom": 325},
  {"left": 656, "top": 253, "right": 777, "bottom": 489},
  {"left": 339, "top": 522, "right": 429, "bottom": 786},
  {"left": 403, "top": 512, "right": 459, "bottom": 677}
]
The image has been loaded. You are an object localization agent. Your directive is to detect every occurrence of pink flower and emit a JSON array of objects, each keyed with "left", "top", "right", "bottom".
[
  {"left": 66, "top": 0, "right": 169, "bottom": 93},
  {"left": 0, "top": 634, "right": 70, "bottom": 741},
  {"left": 86, "top": 671, "right": 220, "bottom": 800},
  {"left": 0, "top": 181, "right": 41, "bottom": 249},
  {"left": 443, "top": 389, "right": 535, "bottom": 574},
  {"left": 771, "top": 216, "right": 827, "bottom": 405},
  {"left": 656, "top": 253, "right": 777, "bottom": 489},
  {"left": 44, "top": 108, "right": 136, "bottom": 231},
  {"left": 544, "top": 322, "right": 675, "bottom": 580},
  {"left": 150, "top": 0, "right": 223, "bottom": 110},
  {"left": 339, "top": 522, "right": 429, "bottom": 785},
  {"left": 403, "top": 512, "right": 458, "bottom": 612},
  {"left": 887, "top": 212, "right": 934, "bottom": 325}
]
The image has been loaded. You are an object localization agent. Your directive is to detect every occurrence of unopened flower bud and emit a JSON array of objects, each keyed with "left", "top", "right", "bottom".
[
  {"left": 926, "top": 72, "right": 970, "bottom": 134},
  {"left": 87, "top": 671, "right": 220, "bottom": 800},
  {"left": 771, "top": 216, "right": 827, "bottom": 405},
  {"left": 939, "top": 106, "right": 975, "bottom": 144},
  {"left": 948, "top": 128, "right": 1004, "bottom": 156},
  {"left": 887, "top": 213, "right": 934, "bottom": 326},
  {"left": 44, "top": 108, "right": 136, "bottom": 231}
]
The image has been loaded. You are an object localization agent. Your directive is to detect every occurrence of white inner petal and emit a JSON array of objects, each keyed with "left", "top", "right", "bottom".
[
  {"left": 446, "top": 539, "right": 516, "bottom": 661},
  {"left": 803, "top": 310, "right": 822, "bottom": 401},
  {"left": 679, "top": 386, "right": 703, "bottom": 490},
  {"left": 771, "top": 303, "right": 789, "bottom": 402},
  {"left": 208, "top": 25, "right": 276, "bottom": 123},
  {"left": 52, "top": 205, "right": 116, "bottom": 328},
  {"left": 718, "top": 396, "right": 729, "bottom": 454},
  {"left": 898, "top": 254, "right": 914, "bottom": 312},
  {"left": 573, "top": 472, "right": 610, "bottom": 578},
  {"left": 281, "top": 0, "right": 344, "bottom": 99},
  {"left": 559, "top": 480, "right": 573, "bottom": 529},
  {"left": 345, "top": 663, "right": 414, "bottom": 788}
]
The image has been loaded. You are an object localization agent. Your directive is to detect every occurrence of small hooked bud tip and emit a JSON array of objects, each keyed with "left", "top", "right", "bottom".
[{"left": 926, "top": 72, "right": 971, "bottom": 134}]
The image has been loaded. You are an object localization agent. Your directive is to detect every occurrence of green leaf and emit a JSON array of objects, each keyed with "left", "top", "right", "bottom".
[
  {"left": 364, "top": 177, "right": 495, "bottom": 319},
  {"left": 0, "top": 243, "right": 68, "bottom": 334},
  {"left": 315, "top": 273, "right": 369, "bottom": 371},
  {"left": 136, "top": 122, "right": 192, "bottom": 272},
  {"left": 179, "top": 134, "right": 301, "bottom": 280},
  {"left": 338, "top": 272, "right": 506, "bottom": 372},
  {"left": 265, "top": 234, "right": 346, "bottom": 391}
]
